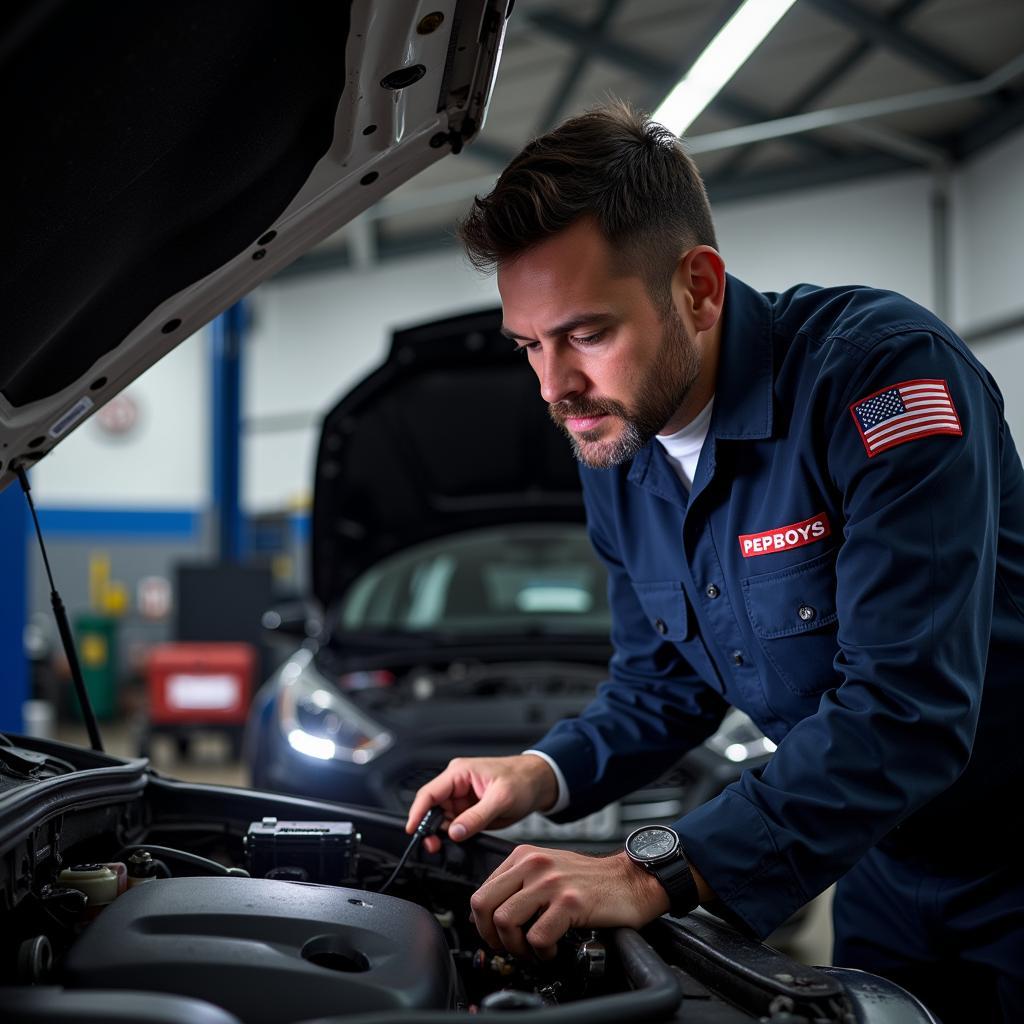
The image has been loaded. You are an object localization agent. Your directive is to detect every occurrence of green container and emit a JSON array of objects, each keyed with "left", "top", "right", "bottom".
[{"left": 73, "top": 614, "right": 118, "bottom": 720}]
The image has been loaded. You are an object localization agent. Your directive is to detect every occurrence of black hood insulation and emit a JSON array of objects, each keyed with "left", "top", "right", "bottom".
[{"left": 1, "top": 0, "right": 352, "bottom": 405}]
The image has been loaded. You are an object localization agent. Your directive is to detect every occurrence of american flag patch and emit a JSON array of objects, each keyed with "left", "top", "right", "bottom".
[{"left": 850, "top": 378, "right": 962, "bottom": 458}]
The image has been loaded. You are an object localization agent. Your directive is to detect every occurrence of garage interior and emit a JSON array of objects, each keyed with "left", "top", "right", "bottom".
[{"left": 2, "top": 0, "right": 1022, "bottom": 978}]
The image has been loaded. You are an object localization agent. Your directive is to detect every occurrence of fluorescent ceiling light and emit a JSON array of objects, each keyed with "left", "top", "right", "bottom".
[{"left": 652, "top": 0, "right": 799, "bottom": 137}]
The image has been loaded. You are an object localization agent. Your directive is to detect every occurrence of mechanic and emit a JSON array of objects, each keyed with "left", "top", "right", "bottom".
[{"left": 405, "top": 102, "right": 1024, "bottom": 1021}]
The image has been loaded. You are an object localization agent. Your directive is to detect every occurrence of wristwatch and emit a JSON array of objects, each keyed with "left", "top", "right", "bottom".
[{"left": 624, "top": 825, "right": 699, "bottom": 918}]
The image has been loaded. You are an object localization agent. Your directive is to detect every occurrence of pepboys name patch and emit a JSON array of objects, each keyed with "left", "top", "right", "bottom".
[
  {"left": 850, "top": 378, "right": 962, "bottom": 458},
  {"left": 738, "top": 513, "right": 831, "bottom": 559}
]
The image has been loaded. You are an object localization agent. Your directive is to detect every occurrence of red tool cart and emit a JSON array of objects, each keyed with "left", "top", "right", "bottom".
[{"left": 141, "top": 642, "right": 256, "bottom": 760}]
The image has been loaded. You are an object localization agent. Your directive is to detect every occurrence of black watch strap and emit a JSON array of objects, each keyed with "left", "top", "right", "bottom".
[{"left": 647, "top": 854, "right": 699, "bottom": 918}]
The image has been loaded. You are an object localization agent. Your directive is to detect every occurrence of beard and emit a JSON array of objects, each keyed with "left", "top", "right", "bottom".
[{"left": 548, "top": 308, "right": 701, "bottom": 469}]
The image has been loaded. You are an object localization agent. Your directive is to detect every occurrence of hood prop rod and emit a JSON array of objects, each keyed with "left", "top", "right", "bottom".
[{"left": 16, "top": 466, "right": 104, "bottom": 752}]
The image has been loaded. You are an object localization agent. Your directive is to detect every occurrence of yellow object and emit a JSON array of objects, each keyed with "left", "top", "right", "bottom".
[
  {"left": 103, "top": 581, "right": 129, "bottom": 616},
  {"left": 89, "top": 553, "right": 111, "bottom": 612},
  {"left": 81, "top": 633, "right": 108, "bottom": 667},
  {"left": 88, "top": 552, "right": 128, "bottom": 617},
  {"left": 272, "top": 554, "right": 294, "bottom": 582}
]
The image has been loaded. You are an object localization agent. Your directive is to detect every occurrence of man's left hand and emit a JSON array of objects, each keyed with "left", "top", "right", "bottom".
[{"left": 469, "top": 846, "right": 670, "bottom": 960}]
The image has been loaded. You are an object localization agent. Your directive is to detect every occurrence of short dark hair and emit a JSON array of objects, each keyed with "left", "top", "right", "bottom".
[{"left": 458, "top": 100, "right": 717, "bottom": 311}]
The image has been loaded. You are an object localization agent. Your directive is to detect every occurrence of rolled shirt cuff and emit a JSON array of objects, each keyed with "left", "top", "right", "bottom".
[{"left": 522, "top": 749, "right": 570, "bottom": 815}]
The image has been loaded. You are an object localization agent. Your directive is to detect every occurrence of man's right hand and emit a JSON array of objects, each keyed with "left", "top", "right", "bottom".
[{"left": 405, "top": 754, "right": 559, "bottom": 854}]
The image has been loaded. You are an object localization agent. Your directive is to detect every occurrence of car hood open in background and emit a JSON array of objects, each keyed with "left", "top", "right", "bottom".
[
  {"left": 0, "top": 0, "right": 509, "bottom": 490},
  {"left": 312, "top": 308, "right": 586, "bottom": 609}
]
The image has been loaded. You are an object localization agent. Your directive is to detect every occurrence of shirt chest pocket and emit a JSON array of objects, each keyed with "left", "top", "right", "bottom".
[
  {"left": 631, "top": 581, "right": 694, "bottom": 642},
  {"left": 741, "top": 548, "right": 841, "bottom": 696}
]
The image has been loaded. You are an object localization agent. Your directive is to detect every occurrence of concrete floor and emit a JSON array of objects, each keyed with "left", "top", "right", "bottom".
[{"left": 56, "top": 719, "right": 834, "bottom": 965}]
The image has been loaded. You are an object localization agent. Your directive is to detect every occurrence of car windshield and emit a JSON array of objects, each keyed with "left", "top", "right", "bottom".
[{"left": 335, "top": 525, "right": 610, "bottom": 637}]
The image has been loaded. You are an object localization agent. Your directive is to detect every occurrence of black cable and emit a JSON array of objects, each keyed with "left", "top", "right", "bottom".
[
  {"left": 16, "top": 466, "right": 104, "bottom": 752},
  {"left": 114, "top": 844, "right": 249, "bottom": 877},
  {"left": 378, "top": 807, "right": 443, "bottom": 894}
]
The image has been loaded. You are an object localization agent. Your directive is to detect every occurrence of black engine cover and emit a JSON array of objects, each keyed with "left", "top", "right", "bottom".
[{"left": 62, "top": 877, "right": 456, "bottom": 1022}]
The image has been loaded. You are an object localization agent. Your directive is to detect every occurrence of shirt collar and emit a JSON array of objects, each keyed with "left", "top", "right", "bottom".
[
  {"left": 710, "top": 273, "right": 775, "bottom": 441},
  {"left": 627, "top": 273, "right": 774, "bottom": 496}
]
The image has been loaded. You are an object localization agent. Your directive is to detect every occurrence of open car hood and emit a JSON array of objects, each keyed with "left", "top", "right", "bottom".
[
  {"left": 312, "top": 308, "right": 586, "bottom": 609},
  {"left": 0, "top": 0, "right": 509, "bottom": 490}
]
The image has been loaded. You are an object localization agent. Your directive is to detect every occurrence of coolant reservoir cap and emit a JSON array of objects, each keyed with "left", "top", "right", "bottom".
[{"left": 58, "top": 865, "right": 118, "bottom": 905}]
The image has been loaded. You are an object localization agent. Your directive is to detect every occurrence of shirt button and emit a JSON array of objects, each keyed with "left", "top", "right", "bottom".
[
  {"left": 731, "top": 650, "right": 744, "bottom": 666},
  {"left": 654, "top": 618, "right": 668, "bottom": 635},
  {"left": 706, "top": 584, "right": 720, "bottom": 599},
  {"left": 798, "top": 605, "right": 817, "bottom": 622}
]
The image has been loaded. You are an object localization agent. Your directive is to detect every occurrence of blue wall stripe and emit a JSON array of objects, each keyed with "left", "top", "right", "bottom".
[
  {"left": 32, "top": 508, "right": 202, "bottom": 540},
  {"left": 25, "top": 508, "right": 313, "bottom": 545},
  {"left": 291, "top": 512, "right": 311, "bottom": 543},
  {"left": 0, "top": 485, "right": 29, "bottom": 731}
]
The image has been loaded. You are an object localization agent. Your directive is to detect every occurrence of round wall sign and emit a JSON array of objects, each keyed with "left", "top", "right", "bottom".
[{"left": 96, "top": 393, "right": 140, "bottom": 437}]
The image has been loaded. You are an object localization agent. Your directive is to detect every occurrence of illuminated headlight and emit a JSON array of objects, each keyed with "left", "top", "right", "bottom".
[{"left": 277, "top": 650, "right": 393, "bottom": 764}]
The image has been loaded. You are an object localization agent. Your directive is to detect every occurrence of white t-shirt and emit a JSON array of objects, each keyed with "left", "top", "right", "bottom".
[{"left": 655, "top": 397, "right": 714, "bottom": 492}]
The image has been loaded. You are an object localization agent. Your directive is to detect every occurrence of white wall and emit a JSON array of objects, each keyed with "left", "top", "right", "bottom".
[
  {"left": 953, "top": 127, "right": 1024, "bottom": 445},
  {"left": 32, "top": 329, "right": 209, "bottom": 508},
  {"left": 714, "top": 172, "right": 935, "bottom": 307},
  {"left": 953, "top": 127, "right": 1024, "bottom": 329}
]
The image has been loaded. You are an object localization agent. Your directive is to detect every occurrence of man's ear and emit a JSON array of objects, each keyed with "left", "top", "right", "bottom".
[{"left": 672, "top": 246, "right": 726, "bottom": 333}]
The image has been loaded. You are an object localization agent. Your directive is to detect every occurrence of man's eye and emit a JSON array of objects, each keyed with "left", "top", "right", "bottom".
[
  {"left": 569, "top": 331, "right": 604, "bottom": 346},
  {"left": 514, "top": 342, "right": 539, "bottom": 355}
]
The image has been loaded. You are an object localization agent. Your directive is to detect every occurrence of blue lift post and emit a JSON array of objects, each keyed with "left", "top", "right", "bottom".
[
  {"left": 0, "top": 482, "right": 29, "bottom": 732},
  {"left": 211, "top": 302, "right": 246, "bottom": 563}
]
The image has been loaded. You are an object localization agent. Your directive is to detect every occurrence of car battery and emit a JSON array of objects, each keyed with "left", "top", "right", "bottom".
[
  {"left": 146, "top": 642, "right": 256, "bottom": 725},
  {"left": 245, "top": 818, "right": 358, "bottom": 884}
]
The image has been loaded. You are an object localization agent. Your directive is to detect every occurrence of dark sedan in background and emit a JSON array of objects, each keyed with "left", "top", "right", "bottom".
[{"left": 245, "top": 308, "right": 778, "bottom": 849}]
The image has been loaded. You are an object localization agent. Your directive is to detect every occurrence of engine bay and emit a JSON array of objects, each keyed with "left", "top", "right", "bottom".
[
  {"left": 0, "top": 736, "right": 903, "bottom": 1023},
  {"left": 0, "top": 746, "right": 685, "bottom": 1023}
]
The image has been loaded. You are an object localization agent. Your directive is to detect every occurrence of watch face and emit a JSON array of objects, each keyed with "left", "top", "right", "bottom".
[{"left": 626, "top": 826, "right": 678, "bottom": 862}]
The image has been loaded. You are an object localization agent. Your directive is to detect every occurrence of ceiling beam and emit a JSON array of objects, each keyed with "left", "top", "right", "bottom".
[
  {"left": 536, "top": 0, "right": 622, "bottom": 133},
  {"left": 715, "top": 0, "right": 932, "bottom": 179},
  {"left": 682, "top": 54, "right": 1024, "bottom": 155},
  {"left": 705, "top": 150, "right": 914, "bottom": 203},
  {"left": 806, "top": 0, "right": 979, "bottom": 84},
  {"left": 953, "top": 86, "right": 1024, "bottom": 159},
  {"left": 526, "top": 9, "right": 684, "bottom": 86},
  {"left": 525, "top": 7, "right": 843, "bottom": 160}
]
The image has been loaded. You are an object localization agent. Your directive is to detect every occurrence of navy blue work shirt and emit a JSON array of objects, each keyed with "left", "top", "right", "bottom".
[{"left": 532, "top": 274, "right": 1024, "bottom": 938}]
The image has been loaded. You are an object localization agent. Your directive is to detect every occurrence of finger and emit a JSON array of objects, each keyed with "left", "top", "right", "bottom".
[
  {"left": 479, "top": 844, "right": 538, "bottom": 886},
  {"left": 470, "top": 865, "right": 526, "bottom": 950},
  {"left": 526, "top": 904, "right": 572, "bottom": 961},
  {"left": 449, "top": 781, "right": 512, "bottom": 842},
  {"left": 423, "top": 835, "right": 441, "bottom": 855},
  {"left": 405, "top": 774, "right": 451, "bottom": 833},
  {"left": 491, "top": 890, "right": 546, "bottom": 959},
  {"left": 405, "top": 765, "right": 466, "bottom": 833}
]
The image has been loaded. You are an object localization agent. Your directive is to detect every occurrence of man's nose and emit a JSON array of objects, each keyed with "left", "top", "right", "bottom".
[{"left": 537, "top": 349, "right": 584, "bottom": 405}]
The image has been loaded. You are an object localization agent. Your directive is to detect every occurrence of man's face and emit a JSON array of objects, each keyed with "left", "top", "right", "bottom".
[{"left": 497, "top": 218, "right": 702, "bottom": 469}]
